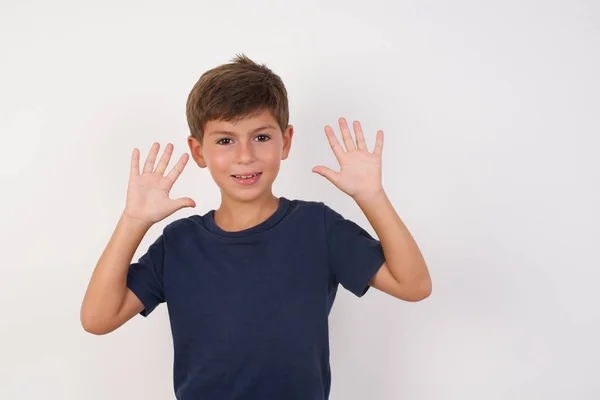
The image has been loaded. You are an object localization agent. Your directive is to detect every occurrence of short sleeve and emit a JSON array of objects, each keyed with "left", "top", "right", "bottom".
[
  {"left": 126, "top": 233, "right": 166, "bottom": 317},
  {"left": 324, "top": 205, "right": 386, "bottom": 297}
]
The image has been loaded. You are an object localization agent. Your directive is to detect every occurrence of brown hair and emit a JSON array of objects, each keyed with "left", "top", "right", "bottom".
[{"left": 186, "top": 53, "right": 289, "bottom": 143}]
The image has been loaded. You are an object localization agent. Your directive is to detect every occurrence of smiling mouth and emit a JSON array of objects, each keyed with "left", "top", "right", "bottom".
[{"left": 231, "top": 172, "right": 262, "bottom": 179}]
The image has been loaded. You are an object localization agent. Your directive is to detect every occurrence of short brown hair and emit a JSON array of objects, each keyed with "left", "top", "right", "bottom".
[{"left": 186, "top": 54, "right": 289, "bottom": 143}]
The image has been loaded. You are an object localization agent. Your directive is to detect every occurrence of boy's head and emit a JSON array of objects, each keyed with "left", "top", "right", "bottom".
[{"left": 186, "top": 54, "right": 294, "bottom": 203}]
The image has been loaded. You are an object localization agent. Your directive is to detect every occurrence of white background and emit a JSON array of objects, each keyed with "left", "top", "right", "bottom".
[{"left": 1, "top": 0, "right": 599, "bottom": 399}]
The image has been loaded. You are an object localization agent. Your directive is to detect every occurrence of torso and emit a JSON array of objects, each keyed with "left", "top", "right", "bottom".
[{"left": 161, "top": 197, "right": 338, "bottom": 399}]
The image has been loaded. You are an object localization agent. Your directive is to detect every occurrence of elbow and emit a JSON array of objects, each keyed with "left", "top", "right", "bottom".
[
  {"left": 412, "top": 268, "right": 433, "bottom": 301},
  {"left": 81, "top": 317, "right": 107, "bottom": 335},
  {"left": 416, "top": 284, "right": 432, "bottom": 301},
  {"left": 404, "top": 277, "right": 432, "bottom": 302},
  {"left": 81, "top": 324, "right": 108, "bottom": 336},
  {"left": 417, "top": 276, "right": 433, "bottom": 300},
  {"left": 80, "top": 309, "right": 112, "bottom": 335}
]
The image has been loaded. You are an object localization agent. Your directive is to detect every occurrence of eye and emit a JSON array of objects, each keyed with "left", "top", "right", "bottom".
[
  {"left": 216, "top": 138, "right": 233, "bottom": 145},
  {"left": 255, "top": 134, "right": 271, "bottom": 142}
]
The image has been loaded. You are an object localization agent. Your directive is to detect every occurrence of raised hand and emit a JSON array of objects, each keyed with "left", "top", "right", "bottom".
[
  {"left": 123, "top": 142, "right": 196, "bottom": 225},
  {"left": 312, "top": 117, "right": 384, "bottom": 201}
]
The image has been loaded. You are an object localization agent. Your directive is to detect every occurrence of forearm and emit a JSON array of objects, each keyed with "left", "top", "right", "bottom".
[
  {"left": 80, "top": 213, "right": 151, "bottom": 328},
  {"left": 355, "top": 190, "right": 431, "bottom": 292}
]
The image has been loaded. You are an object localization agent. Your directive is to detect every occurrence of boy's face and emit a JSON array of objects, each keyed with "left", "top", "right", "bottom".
[{"left": 188, "top": 109, "right": 293, "bottom": 203}]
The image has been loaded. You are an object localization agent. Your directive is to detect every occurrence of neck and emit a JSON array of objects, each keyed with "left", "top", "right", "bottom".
[{"left": 213, "top": 191, "right": 280, "bottom": 232}]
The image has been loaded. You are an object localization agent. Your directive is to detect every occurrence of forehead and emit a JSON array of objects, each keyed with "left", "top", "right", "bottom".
[{"left": 205, "top": 110, "right": 280, "bottom": 135}]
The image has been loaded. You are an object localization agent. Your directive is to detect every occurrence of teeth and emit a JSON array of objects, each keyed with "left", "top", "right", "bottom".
[{"left": 235, "top": 173, "right": 258, "bottom": 179}]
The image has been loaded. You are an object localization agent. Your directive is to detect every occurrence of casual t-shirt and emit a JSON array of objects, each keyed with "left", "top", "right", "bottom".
[{"left": 126, "top": 197, "right": 386, "bottom": 400}]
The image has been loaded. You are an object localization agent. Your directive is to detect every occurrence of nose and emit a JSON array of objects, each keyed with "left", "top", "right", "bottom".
[{"left": 236, "top": 141, "right": 256, "bottom": 164}]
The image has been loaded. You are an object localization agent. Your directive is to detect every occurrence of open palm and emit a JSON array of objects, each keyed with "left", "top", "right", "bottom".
[
  {"left": 313, "top": 118, "right": 384, "bottom": 200},
  {"left": 124, "top": 142, "right": 196, "bottom": 224}
]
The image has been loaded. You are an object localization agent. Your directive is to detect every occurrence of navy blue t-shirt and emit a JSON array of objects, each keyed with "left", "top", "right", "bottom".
[{"left": 126, "top": 197, "right": 385, "bottom": 400}]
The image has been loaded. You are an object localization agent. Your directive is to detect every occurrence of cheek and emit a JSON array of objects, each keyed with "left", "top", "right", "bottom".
[
  {"left": 258, "top": 144, "right": 282, "bottom": 166},
  {"left": 207, "top": 151, "right": 233, "bottom": 172}
]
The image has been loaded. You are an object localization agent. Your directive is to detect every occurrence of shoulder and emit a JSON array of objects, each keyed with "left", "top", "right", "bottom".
[
  {"left": 284, "top": 197, "right": 334, "bottom": 220},
  {"left": 286, "top": 197, "right": 326, "bottom": 211},
  {"left": 283, "top": 197, "right": 345, "bottom": 229},
  {"left": 163, "top": 215, "right": 198, "bottom": 233},
  {"left": 157, "top": 214, "right": 208, "bottom": 245},
  {"left": 289, "top": 198, "right": 368, "bottom": 237}
]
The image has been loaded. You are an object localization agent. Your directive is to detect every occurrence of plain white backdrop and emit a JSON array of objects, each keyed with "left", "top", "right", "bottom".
[{"left": 1, "top": 0, "right": 599, "bottom": 398}]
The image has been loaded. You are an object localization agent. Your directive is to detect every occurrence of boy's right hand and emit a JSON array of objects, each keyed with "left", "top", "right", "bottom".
[{"left": 123, "top": 142, "right": 196, "bottom": 225}]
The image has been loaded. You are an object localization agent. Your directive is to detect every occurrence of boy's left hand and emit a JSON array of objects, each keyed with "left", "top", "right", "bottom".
[{"left": 313, "top": 117, "right": 384, "bottom": 201}]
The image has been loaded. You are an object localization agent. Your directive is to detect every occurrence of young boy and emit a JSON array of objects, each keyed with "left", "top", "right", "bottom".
[{"left": 80, "top": 54, "right": 431, "bottom": 399}]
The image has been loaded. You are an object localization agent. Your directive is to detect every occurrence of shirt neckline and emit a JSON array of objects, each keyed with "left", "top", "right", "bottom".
[{"left": 204, "top": 197, "right": 291, "bottom": 238}]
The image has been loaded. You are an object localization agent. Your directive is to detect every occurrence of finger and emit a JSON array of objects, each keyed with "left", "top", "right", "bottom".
[
  {"left": 165, "top": 152, "right": 189, "bottom": 183},
  {"left": 174, "top": 197, "right": 196, "bottom": 210},
  {"left": 339, "top": 117, "right": 356, "bottom": 151},
  {"left": 143, "top": 142, "right": 160, "bottom": 174},
  {"left": 312, "top": 165, "right": 340, "bottom": 185},
  {"left": 130, "top": 148, "right": 140, "bottom": 179},
  {"left": 154, "top": 143, "right": 174, "bottom": 175},
  {"left": 373, "top": 130, "right": 384, "bottom": 156},
  {"left": 353, "top": 120, "right": 367, "bottom": 151},
  {"left": 166, "top": 197, "right": 196, "bottom": 217},
  {"left": 324, "top": 126, "right": 345, "bottom": 161}
]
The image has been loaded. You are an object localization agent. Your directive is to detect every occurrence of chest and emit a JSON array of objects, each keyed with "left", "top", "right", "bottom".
[{"left": 162, "top": 236, "right": 332, "bottom": 346}]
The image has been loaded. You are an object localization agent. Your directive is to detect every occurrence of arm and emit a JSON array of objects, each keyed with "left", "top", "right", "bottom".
[
  {"left": 313, "top": 117, "right": 431, "bottom": 301},
  {"left": 356, "top": 191, "right": 431, "bottom": 301},
  {"left": 80, "top": 142, "right": 195, "bottom": 334},
  {"left": 80, "top": 214, "right": 150, "bottom": 335}
]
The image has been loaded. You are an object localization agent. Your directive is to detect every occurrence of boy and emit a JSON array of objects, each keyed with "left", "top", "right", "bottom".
[{"left": 80, "top": 54, "right": 431, "bottom": 399}]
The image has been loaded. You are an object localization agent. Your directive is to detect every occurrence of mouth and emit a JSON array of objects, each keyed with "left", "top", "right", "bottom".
[
  {"left": 231, "top": 172, "right": 261, "bottom": 179},
  {"left": 231, "top": 172, "right": 262, "bottom": 185}
]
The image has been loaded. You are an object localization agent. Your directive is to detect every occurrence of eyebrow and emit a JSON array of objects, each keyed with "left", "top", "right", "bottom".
[{"left": 207, "top": 124, "right": 277, "bottom": 136}]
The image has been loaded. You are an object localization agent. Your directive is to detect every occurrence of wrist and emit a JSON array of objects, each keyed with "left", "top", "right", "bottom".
[
  {"left": 120, "top": 211, "right": 154, "bottom": 232},
  {"left": 352, "top": 187, "right": 386, "bottom": 206}
]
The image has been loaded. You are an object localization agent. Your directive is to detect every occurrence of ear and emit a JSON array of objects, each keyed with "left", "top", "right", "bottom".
[
  {"left": 187, "top": 135, "right": 207, "bottom": 168},
  {"left": 281, "top": 125, "right": 294, "bottom": 160}
]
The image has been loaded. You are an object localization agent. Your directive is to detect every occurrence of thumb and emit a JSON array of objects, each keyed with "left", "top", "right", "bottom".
[
  {"left": 312, "top": 166, "right": 339, "bottom": 185},
  {"left": 173, "top": 197, "right": 196, "bottom": 210}
]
